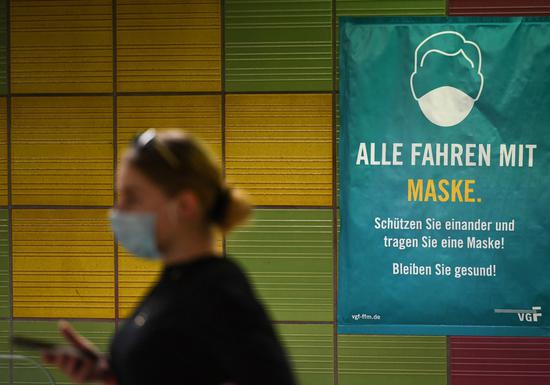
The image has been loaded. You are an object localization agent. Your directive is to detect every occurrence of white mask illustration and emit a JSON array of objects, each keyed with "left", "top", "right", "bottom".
[{"left": 417, "top": 86, "right": 475, "bottom": 127}]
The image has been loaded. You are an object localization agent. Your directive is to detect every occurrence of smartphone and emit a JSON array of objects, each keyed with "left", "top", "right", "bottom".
[
  {"left": 11, "top": 335, "right": 58, "bottom": 351},
  {"left": 11, "top": 335, "right": 98, "bottom": 361}
]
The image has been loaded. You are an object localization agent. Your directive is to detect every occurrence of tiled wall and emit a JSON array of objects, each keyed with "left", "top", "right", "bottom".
[{"left": 0, "top": 1, "right": 549, "bottom": 384}]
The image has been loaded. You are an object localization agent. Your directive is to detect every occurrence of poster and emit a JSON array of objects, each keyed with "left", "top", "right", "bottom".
[{"left": 338, "top": 17, "right": 550, "bottom": 336}]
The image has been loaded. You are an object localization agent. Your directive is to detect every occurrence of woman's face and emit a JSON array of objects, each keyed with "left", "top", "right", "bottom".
[
  {"left": 117, "top": 161, "right": 167, "bottom": 212},
  {"left": 116, "top": 160, "right": 200, "bottom": 255}
]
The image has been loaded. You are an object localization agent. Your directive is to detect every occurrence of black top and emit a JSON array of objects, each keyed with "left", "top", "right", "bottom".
[{"left": 108, "top": 254, "right": 297, "bottom": 385}]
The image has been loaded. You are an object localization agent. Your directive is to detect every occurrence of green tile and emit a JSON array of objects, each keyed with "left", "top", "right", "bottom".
[
  {"left": 0, "top": 0, "right": 6, "bottom": 95},
  {"left": 276, "top": 323, "right": 334, "bottom": 385},
  {"left": 336, "top": 0, "right": 445, "bottom": 16},
  {"left": 0, "top": 209, "right": 8, "bottom": 318},
  {"left": 338, "top": 335, "right": 447, "bottom": 385},
  {"left": 225, "top": 0, "right": 333, "bottom": 92},
  {"left": 0, "top": 319, "right": 10, "bottom": 384},
  {"left": 13, "top": 320, "right": 115, "bottom": 385},
  {"left": 227, "top": 209, "right": 333, "bottom": 322}
]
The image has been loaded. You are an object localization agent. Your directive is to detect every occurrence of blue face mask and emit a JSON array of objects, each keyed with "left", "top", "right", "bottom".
[{"left": 109, "top": 209, "right": 162, "bottom": 260}]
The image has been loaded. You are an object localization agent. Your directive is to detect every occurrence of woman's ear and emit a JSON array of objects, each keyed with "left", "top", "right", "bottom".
[{"left": 175, "top": 189, "right": 201, "bottom": 222}]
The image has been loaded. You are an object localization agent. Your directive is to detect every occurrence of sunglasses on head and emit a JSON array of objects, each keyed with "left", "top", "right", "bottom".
[{"left": 132, "top": 128, "right": 181, "bottom": 169}]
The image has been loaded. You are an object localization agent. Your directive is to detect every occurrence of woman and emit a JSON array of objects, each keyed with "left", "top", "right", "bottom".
[{"left": 41, "top": 129, "right": 297, "bottom": 385}]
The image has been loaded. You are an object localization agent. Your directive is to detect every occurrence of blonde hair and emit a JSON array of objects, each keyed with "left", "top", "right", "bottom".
[{"left": 123, "top": 129, "right": 251, "bottom": 234}]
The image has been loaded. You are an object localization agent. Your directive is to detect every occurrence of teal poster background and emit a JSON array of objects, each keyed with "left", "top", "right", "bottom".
[{"left": 338, "top": 17, "right": 550, "bottom": 336}]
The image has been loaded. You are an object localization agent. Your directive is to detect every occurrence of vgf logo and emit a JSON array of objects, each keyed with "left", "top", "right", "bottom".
[
  {"left": 495, "top": 306, "right": 542, "bottom": 323},
  {"left": 518, "top": 307, "right": 543, "bottom": 322}
]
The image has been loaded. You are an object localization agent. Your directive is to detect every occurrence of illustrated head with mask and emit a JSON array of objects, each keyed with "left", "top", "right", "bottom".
[
  {"left": 109, "top": 129, "right": 251, "bottom": 260},
  {"left": 410, "top": 31, "right": 484, "bottom": 127}
]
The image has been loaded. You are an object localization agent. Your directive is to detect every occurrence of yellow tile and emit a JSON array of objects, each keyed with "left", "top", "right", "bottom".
[
  {"left": 12, "top": 96, "right": 113, "bottom": 205},
  {"left": 117, "top": 95, "right": 222, "bottom": 163},
  {"left": 12, "top": 209, "right": 115, "bottom": 319},
  {"left": 118, "top": 233, "right": 224, "bottom": 319},
  {"left": 11, "top": 0, "right": 113, "bottom": 93},
  {"left": 117, "top": 0, "right": 221, "bottom": 92},
  {"left": 0, "top": 98, "right": 6, "bottom": 206},
  {"left": 117, "top": 249, "right": 162, "bottom": 319},
  {"left": 226, "top": 94, "right": 333, "bottom": 206}
]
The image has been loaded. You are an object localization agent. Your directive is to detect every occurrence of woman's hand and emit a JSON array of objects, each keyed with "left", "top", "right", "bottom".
[{"left": 40, "top": 320, "right": 117, "bottom": 385}]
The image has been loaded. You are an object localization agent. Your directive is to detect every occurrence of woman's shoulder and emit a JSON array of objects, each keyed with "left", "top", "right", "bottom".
[
  {"left": 165, "top": 255, "right": 256, "bottom": 302},
  {"left": 206, "top": 255, "right": 250, "bottom": 284},
  {"left": 199, "top": 256, "right": 257, "bottom": 302},
  {"left": 163, "top": 255, "right": 268, "bottom": 327},
  {"left": 162, "top": 254, "right": 244, "bottom": 282}
]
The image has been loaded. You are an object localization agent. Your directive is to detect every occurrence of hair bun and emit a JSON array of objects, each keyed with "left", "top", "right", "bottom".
[
  {"left": 213, "top": 187, "right": 251, "bottom": 233},
  {"left": 210, "top": 187, "right": 231, "bottom": 223}
]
